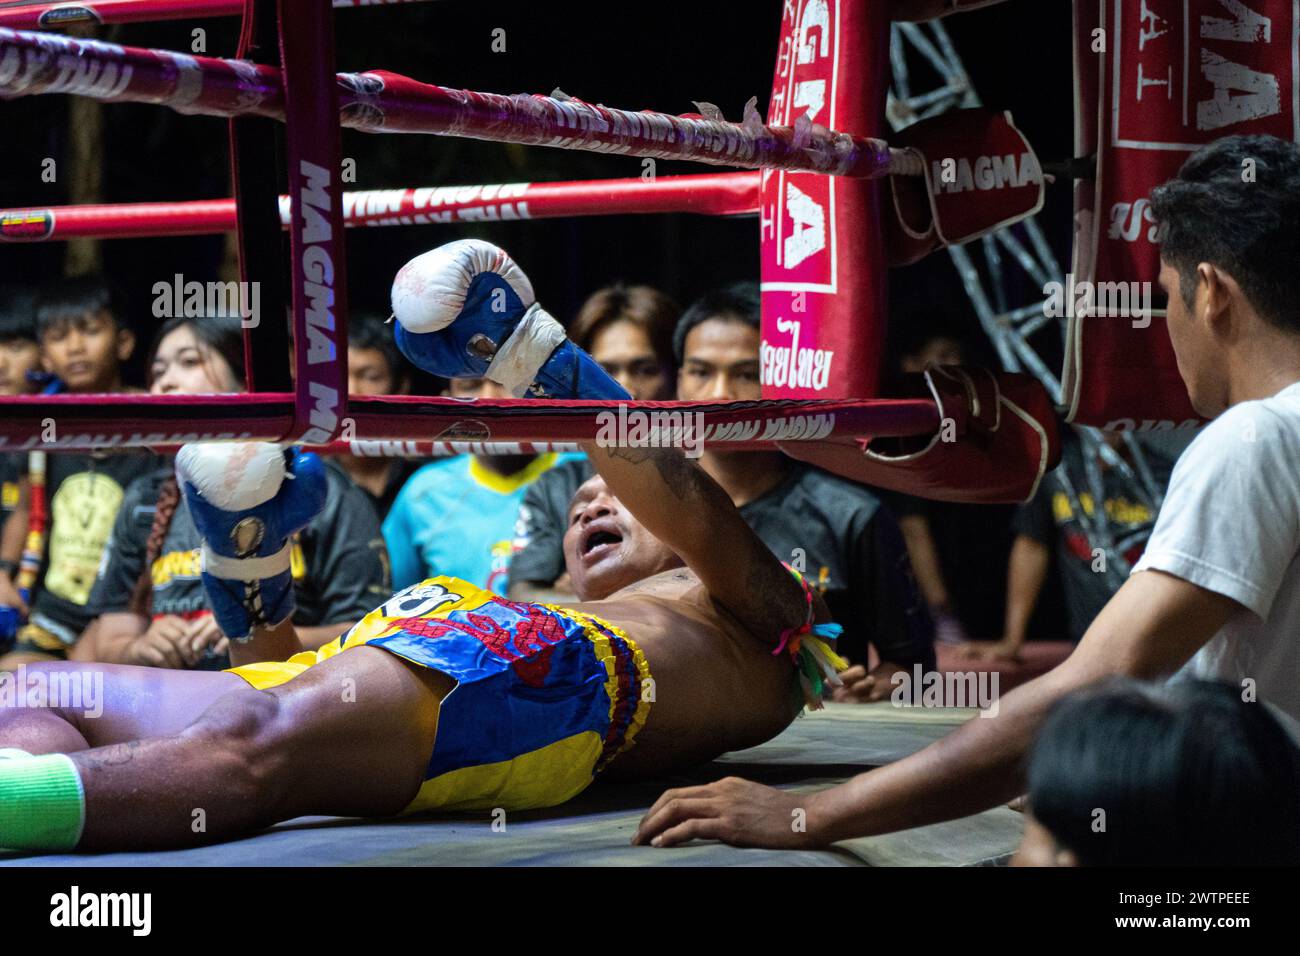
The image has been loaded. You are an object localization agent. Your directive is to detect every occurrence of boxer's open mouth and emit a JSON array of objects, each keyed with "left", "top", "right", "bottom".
[{"left": 581, "top": 520, "right": 624, "bottom": 559}]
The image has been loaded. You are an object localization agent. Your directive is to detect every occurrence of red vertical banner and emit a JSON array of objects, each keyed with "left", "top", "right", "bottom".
[
  {"left": 760, "top": 0, "right": 891, "bottom": 400},
  {"left": 1066, "top": 0, "right": 1299, "bottom": 429}
]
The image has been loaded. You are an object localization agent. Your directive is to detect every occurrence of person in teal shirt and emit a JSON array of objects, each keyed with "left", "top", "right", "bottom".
[{"left": 383, "top": 377, "right": 584, "bottom": 594}]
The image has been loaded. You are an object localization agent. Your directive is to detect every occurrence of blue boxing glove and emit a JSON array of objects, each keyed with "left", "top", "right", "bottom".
[
  {"left": 390, "top": 239, "right": 631, "bottom": 400},
  {"left": 175, "top": 443, "right": 327, "bottom": 643}
]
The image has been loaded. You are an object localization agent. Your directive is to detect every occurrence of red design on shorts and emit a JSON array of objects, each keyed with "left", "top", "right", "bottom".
[
  {"left": 387, "top": 615, "right": 465, "bottom": 643},
  {"left": 511, "top": 643, "right": 557, "bottom": 688},
  {"left": 388, "top": 603, "right": 569, "bottom": 686}
]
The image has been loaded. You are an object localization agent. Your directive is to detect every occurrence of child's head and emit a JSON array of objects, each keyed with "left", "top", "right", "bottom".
[
  {"left": 1017, "top": 678, "right": 1300, "bottom": 866},
  {"left": 36, "top": 276, "right": 135, "bottom": 392},
  {"left": 0, "top": 285, "right": 42, "bottom": 396},
  {"left": 347, "top": 312, "right": 411, "bottom": 397},
  {"left": 148, "top": 315, "right": 245, "bottom": 395}
]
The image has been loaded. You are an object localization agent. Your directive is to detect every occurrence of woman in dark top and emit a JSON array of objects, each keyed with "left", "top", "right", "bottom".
[{"left": 79, "top": 316, "right": 390, "bottom": 669}]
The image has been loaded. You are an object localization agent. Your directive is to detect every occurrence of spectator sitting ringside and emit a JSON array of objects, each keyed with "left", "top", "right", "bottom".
[
  {"left": 0, "top": 277, "right": 162, "bottom": 669},
  {"left": 80, "top": 314, "right": 391, "bottom": 667},
  {"left": 384, "top": 375, "right": 584, "bottom": 596}
]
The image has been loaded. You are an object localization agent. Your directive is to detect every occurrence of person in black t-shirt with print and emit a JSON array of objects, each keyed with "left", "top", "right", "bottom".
[
  {"left": 80, "top": 315, "right": 390, "bottom": 670},
  {"left": 960, "top": 428, "right": 1177, "bottom": 660},
  {"left": 672, "top": 285, "right": 934, "bottom": 699}
]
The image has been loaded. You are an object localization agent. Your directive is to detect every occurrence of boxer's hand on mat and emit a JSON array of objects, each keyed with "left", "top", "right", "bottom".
[
  {"left": 390, "top": 239, "right": 629, "bottom": 400},
  {"left": 129, "top": 615, "right": 199, "bottom": 669},
  {"left": 633, "top": 777, "right": 823, "bottom": 849}
]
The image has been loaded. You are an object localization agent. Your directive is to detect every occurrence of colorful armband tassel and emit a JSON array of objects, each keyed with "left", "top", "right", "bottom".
[{"left": 775, "top": 565, "right": 849, "bottom": 711}]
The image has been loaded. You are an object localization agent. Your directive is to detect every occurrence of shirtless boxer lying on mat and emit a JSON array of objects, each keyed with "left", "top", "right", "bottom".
[{"left": 0, "top": 240, "right": 846, "bottom": 852}]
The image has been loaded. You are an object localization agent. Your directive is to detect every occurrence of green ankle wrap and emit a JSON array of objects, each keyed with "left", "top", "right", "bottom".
[{"left": 0, "top": 753, "right": 85, "bottom": 851}]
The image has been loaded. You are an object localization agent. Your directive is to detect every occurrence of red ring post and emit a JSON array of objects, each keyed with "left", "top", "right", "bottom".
[
  {"left": 277, "top": 0, "right": 348, "bottom": 444},
  {"left": 760, "top": 0, "right": 892, "bottom": 401}
]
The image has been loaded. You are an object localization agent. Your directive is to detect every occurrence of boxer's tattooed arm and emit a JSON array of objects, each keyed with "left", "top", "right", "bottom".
[
  {"left": 744, "top": 552, "right": 809, "bottom": 645},
  {"left": 588, "top": 441, "right": 801, "bottom": 640},
  {"left": 607, "top": 445, "right": 705, "bottom": 501}
]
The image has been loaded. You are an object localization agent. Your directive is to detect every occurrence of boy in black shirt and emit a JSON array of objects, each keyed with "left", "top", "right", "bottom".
[{"left": 0, "top": 278, "right": 158, "bottom": 666}]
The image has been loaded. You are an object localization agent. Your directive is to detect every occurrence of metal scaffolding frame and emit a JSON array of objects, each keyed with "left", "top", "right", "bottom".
[{"left": 887, "top": 19, "right": 1168, "bottom": 582}]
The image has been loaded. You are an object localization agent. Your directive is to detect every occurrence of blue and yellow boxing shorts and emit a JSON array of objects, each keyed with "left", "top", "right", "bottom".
[{"left": 227, "top": 576, "right": 652, "bottom": 813}]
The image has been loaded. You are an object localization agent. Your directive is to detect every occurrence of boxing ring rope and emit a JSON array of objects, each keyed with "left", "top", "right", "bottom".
[
  {"left": 0, "top": 3, "right": 947, "bottom": 452},
  {"left": 0, "top": 27, "right": 924, "bottom": 179},
  {"left": 0, "top": 393, "right": 943, "bottom": 452},
  {"left": 0, "top": 172, "right": 761, "bottom": 242},
  {"left": 0, "top": 0, "right": 436, "bottom": 29}
]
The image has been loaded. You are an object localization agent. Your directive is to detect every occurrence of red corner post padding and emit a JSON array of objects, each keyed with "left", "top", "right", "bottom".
[
  {"left": 1064, "top": 0, "right": 1298, "bottom": 431},
  {"left": 760, "top": 0, "right": 891, "bottom": 399},
  {"left": 781, "top": 367, "right": 1061, "bottom": 504},
  {"left": 883, "top": 107, "right": 1045, "bottom": 266}
]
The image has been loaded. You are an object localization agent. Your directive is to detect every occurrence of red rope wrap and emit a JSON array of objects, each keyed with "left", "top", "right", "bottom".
[{"left": 0, "top": 27, "right": 908, "bottom": 178}]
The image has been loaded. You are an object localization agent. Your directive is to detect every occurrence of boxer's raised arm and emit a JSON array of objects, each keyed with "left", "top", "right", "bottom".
[
  {"left": 384, "top": 239, "right": 810, "bottom": 640},
  {"left": 583, "top": 442, "right": 809, "bottom": 644}
]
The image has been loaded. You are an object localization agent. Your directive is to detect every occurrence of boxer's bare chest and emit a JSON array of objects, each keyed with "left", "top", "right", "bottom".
[{"left": 571, "top": 570, "right": 798, "bottom": 777}]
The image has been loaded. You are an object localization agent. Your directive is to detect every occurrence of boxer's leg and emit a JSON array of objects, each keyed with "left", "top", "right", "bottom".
[
  {"left": 0, "top": 662, "right": 247, "bottom": 755},
  {"left": 70, "top": 647, "right": 451, "bottom": 850}
]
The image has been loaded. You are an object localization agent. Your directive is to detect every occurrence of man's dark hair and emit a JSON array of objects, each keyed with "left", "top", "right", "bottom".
[
  {"left": 1027, "top": 677, "right": 1300, "bottom": 866},
  {"left": 348, "top": 312, "right": 411, "bottom": 389},
  {"left": 569, "top": 283, "right": 680, "bottom": 368},
  {"left": 0, "top": 285, "right": 38, "bottom": 343},
  {"left": 672, "top": 282, "right": 760, "bottom": 363},
  {"left": 1149, "top": 134, "right": 1300, "bottom": 332},
  {"left": 34, "top": 275, "right": 123, "bottom": 338}
]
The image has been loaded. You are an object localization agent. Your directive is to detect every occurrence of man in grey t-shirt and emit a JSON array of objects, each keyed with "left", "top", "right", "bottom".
[{"left": 635, "top": 135, "right": 1300, "bottom": 851}]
